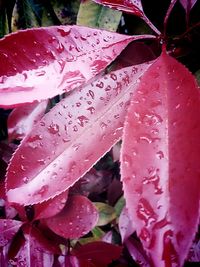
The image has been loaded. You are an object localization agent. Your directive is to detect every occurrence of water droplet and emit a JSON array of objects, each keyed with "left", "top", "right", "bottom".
[
  {"left": 96, "top": 81, "right": 104, "bottom": 88},
  {"left": 35, "top": 70, "right": 46, "bottom": 77},
  {"left": 137, "top": 198, "right": 157, "bottom": 226},
  {"left": 48, "top": 123, "right": 59, "bottom": 134},
  {"left": 100, "top": 122, "right": 107, "bottom": 130},
  {"left": 29, "top": 134, "right": 43, "bottom": 142},
  {"left": 73, "top": 125, "right": 78, "bottom": 132},
  {"left": 35, "top": 185, "right": 49, "bottom": 197},
  {"left": 37, "top": 159, "right": 46, "bottom": 165},
  {"left": 156, "top": 151, "right": 164, "bottom": 159},
  {"left": 88, "top": 90, "right": 94, "bottom": 99},
  {"left": 142, "top": 113, "right": 163, "bottom": 126},
  {"left": 143, "top": 167, "right": 163, "bottom": 194},
  {"left": 87, "top": 106, "right": 95, "bottom": 114},
  {"left": 23, "top": 177, "right": 29, "bottom": 184},
  {"left": 21, "top": 165, "right": 26, "bottom": 171},
  {"left": 57, "top": 28, "right": 71, "bottom": 37},
  {"left": 77, "top": 115, "right": 89, "bottom": 127},
  {"left": 122, "top": 154, "right": 132, "bottom": 167}
]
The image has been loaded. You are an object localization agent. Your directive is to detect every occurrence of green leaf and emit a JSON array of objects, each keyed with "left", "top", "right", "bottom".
[
  {"left": 94, "top": 202, "right": 117, "bottom": 226},
  {"left": 195, "top": 69, "right": 200, "bottom": 86},
  {"left": 77, "top": 0, "right": 122, "bottom": 31},
  {"left": 114, "top": 196, "right": 125, "bottom": 217}
]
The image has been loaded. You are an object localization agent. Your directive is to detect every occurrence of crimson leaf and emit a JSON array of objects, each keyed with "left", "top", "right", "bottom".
[
  {"left": 0, "top": 219, "right": 23, "bottom": 247},
  {"left": 43, "top": 195, "right": 98, "bottom": 239},
  {"left": 0, "top": 25, "right": 154, "bottom": 108},
  {"left": 121, "top": 52, "right": 200, "bottom": 266},
  {"left": 6, "top": 62, "right": 152, "bottom": 205}
]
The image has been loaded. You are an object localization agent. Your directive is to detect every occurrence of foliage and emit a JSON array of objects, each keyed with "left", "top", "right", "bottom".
[{"left": 0, "top": 0, "right": 200, "bottom": 266}]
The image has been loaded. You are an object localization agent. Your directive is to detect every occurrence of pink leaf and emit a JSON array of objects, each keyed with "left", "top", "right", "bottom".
[
  {"left": 43, "top": 195, "right": 98, "bottom": 239},
  {"left": 125, "top": 237, "right": 150, "bottom": 267},
  {"left": 121, "top": 52, "right": 200, "bottom": 266},
  {"left": 0, "top": 219, "right": 23, "bottom": 247},
  {"left": 34, "top": 191, "right": 68, "bottom": 220},
  {"left": 72, "top": 241, "right": 122, "bottom": 266},
  {"left": 0, "top": 25, "right": 154, "bottom": 108},
  {"left": 8, "top": 101, "right": 48, "bottom": 141},
  {"left": 92, "top": 0, "right": 160, "bottom": 34},
  {"left": 119, "top": 206, "right": 135, "bottom": 242},
  {"left": 179, "top": 0, "right": 198, "bottom": 11},
  {"left": 6, "top": 62, "right": 152, "bottom": 205}
]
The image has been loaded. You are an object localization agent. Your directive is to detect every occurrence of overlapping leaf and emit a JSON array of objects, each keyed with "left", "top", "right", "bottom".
[
  {"left": 92, "top": 0, "right": 160, "bottom": 34},
  {"left": 119, "top": 206, "right": 135, "bottom": 242},
  {"left": 121, "top": 52, "right": 200, "bottom": 266},
  {"left": 44, "top": 195, "right": 98, "bottom": 239},
  {"left": 6, "top": 62, "right": 152, "bottom": 205},
  {"left": 8, "top": 100, "right": 48, "bottom": 141},
  {"left": 0, "top": 25, "right": 154, "bottom": 108}
]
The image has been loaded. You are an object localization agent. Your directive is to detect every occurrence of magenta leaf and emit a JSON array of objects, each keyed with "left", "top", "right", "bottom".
[
  {"left": 119, "top": 206, "right": 135, "bottom": 243},
  {"left": 34, "top": 191, "right": 68, "bottom": 220},
  {"left": 8, "top": 101, "right": 48, "bottom": 141},
  {"left": 121, "top": 52, "right": 200, "bottom": 266},
  {"left": 0, "top": 219, "right": 23, "bottom": 247},
  {"left": 72, "top": 241, "right": 122, "bottom": 266},
  {"left": 0, "top": 25, "right": 154, "bottom": 108},
  {"left": 179, "top": 0, "right": 198, "bottom": 11},
  {"left": 43, "top": 195, "right": 98, "bottom": 239},
  {"left": 6, "top": 62, "right": 152, "bottom": 205}
]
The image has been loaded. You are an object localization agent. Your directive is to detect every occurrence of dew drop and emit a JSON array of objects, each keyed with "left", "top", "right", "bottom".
[
  {"left": 48, "top": 123, "right": 59, "bottom": 134},
  {"left": 23, "top": 177, "right": 29, "bottom": 184},
  {"left": 77, "top": 115, "right": 89, "bottom": 127},
  {"left": 156, "top": 151, "right": 164, "bottom": 159}
]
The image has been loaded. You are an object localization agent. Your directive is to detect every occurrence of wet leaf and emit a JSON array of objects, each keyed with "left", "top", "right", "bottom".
[
  {"left": 94, "top": 202, "right": 116, "bottom": 226},
  {"left": 119, "top": 206, "right": 135, "bottom": 242},
  {"left": 77, "top": 0, "right": 122, "bottom": 31},
  {"left": 0, "top": 25, "right": 154, "bottom": 108},
  {"left": 92, "top": 0, "right": 160, "bottom": 34},
  {"left": 72, "top": 241, "right": 122, "bottom": 266},
  {"left": 8, "top": 100, "right": 48, "bottom": 141},
  {"left": 34, "top": 191, "right": 68, "bottom": 220},
  {"left": 6, "top": 62, "right": 152, "bottom": 205},
  {"left": 44, "top": 195, "right": 98, "bottom": 239},
  {"left": 0, "top": 219, "right": 23, "bottom": 247},
  {"left": 121, "top": 52, "right": 200, "bottom": 266}
]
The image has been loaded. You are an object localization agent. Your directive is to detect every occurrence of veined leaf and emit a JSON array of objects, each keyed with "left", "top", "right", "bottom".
[
  {"left": 94, "top": 202, "right": 117, "bottom": 226},
  {"left": 77, "top": 0, "right": 122, "bottom": 31},
  {"left": 44, "top": 195, "right": 98, "bottom": 239},
  {"left": 0, "top": 25, "right": 154, "bottom": 108},
  {"left": 121, "top": 52, "right": 200, "bottom": 266},
  {"left": 8, "top": 100, "right": 48, "bottom": 141},
  {"left": 6, "top": 62, "right": 152, "bottom": 205}
]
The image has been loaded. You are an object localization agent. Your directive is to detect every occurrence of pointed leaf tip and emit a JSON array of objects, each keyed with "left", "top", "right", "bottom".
[{"left": 121, "top": 53, "right": 200, "bottom": 266}]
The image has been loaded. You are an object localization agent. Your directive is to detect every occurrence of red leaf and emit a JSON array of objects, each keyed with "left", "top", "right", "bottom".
[
  {"left": 34, "top": 191, "right": 68, "bottom": 220},
  {"left": 121, "top": 52, "right": 200, "bottom": 266},
  {"left": 6, "top": 62, "right": 152, "bottom": 205},
  {"left": 44, "top": 195, "right": 98, "bottom": 239},
  {"left": 119, "top": 206, "right": 135, "bottom": 242},
  {"left": 92, "top": 0, "right": 144, "bottom": 16},
  {"left": 8, "top": 101, "right": 48, "bottom": 141},
  {"left": 0, "top": 25, "right": 154, "bottom": 108},
  {"left": 92, "top": 0, "right": 160, "bottom": 34},
  {"left": 0, "top": 219, "right": 23, "bottom": 247},
  {"left": 72, "top": 241, "right": 122, "bottom": 266}
]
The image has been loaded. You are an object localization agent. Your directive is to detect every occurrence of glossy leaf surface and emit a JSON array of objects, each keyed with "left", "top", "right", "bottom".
[
  {"left": 8, "top": 101, "right": 48, "bottom": 141},
  {"left": 6, "top": 62, "right": 152, "bottom": 205},
  {"left": 72, "top": 241, "right": 122, "bottom": 266},
  {"left": 121, "top": 52, "right": 200, "bottom": 266},
  {"left": 44, "top": 195, "right": 98, "bottom": 239},
  {"left": 0, "top": 219, "right": 23, "bottom": 247},
  {"left": 92, "top": 0, "right": 144, "bottom": 16},
  {"left": 34, "top": 191, "right": 68, "bottom": 220},
  {"left": 0, "top": 25, "right": 154, "bottom": 108}
]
